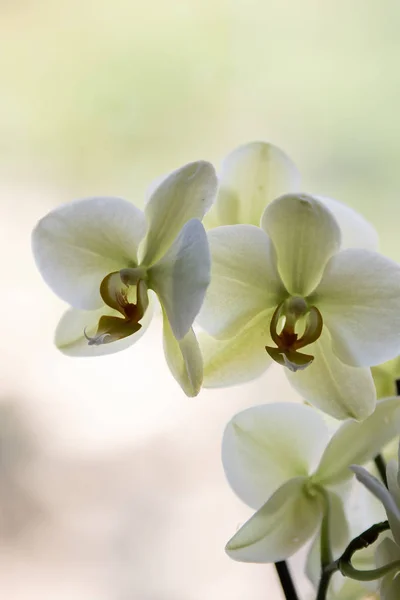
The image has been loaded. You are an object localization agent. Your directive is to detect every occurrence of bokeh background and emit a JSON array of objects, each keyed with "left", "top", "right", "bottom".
[{"left": 1, "top": 1, "right": 399, "bottom": 598}]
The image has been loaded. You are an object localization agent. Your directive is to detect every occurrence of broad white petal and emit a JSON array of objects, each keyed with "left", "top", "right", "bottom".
[
  {"left": 140, "top": 161, "right": 217, "bottom": 265},
  {"left": 162, "top": 310, "right": 203, "bottom": 397},
  {"left": 376, "top": 535, "right": 400, "bottom": 568},
  {"left": 286, "top": 328, "right": 376, "bottom": 421},
  {"left": 352, "top": 466, "right": 400, "bottom": 547},
  {"left": 315, "top": 397, "right": 400, "bottom": 485},
  {"left": 316, "top": 196, "right": 379, "bottom": 251},
  {"left": 261, "top": 194, "right": 341, "bottom": 296},
  {"left": 197, "top": 225, "right": 285, "bottom": 338},
  {"left": 226, "top": 477, "right": 322, "bottom": 563},
  {"left": 200, "top": 309, "right": 273, "bottom": 388},
  {"left": 332, "top": 578, "right": 377, "bottom": 600},
  {"left": 222, "top": 403, "right": 329, "bottom": 509},
  {"left": 149, "top": 219, "right": 210, "bottom": 340},
  {"left": 55, "top": 301, "right": 153, "bottom": 357},
  {"left": 376, "top": 537, "right": 400, "bottom": 600},
  {"left": 315, "top": 249, "right": 400, "bottom": 367},
  {"left": 387, "top": 459, "right": 400, "bottom": 519},
  {"left": 32, "top": 197, "right": 146, "bottom": 309},
  {"left": 206, "top": 141, "right": 300, "bottom": 228}
]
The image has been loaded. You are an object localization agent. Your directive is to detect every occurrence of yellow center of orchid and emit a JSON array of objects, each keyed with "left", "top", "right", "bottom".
[
  {"left": 265, "top": 296, "right": 323, "bottom": 372},
  {"left": 85, "top": 268, "right": 149, "bottom": 346}
]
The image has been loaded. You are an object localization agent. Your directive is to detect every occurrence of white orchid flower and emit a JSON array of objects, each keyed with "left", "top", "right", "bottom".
[
  {"left": 32, "top": 161, "right": 218, "bottom": 396},
  {"left": 198, "top": 192, "right": 400, "bottom": 419},
  {"left": 352, "top": 441, "right": 400, "bottom": 600},
  {"left": 204, "top": 141, "right": 378, "bottom": 248},
  {"left": 204, "top": 141, "right": 301, "bottom": 228},
  {"left": 222, "top": 398, "right": 400, "bottom": 563}
]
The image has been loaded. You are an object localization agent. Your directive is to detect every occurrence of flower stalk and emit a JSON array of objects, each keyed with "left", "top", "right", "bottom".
[{"left": 274, "top": 561, "right": 300, "bottom": 600}]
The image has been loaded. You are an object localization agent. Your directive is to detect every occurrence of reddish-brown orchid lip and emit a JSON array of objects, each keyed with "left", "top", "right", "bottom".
[
  {"left": 84, "top": 271, "right": 149, "bottom": 346},
  {"left": 266, "top": 298, "right": 323, "bottom": 371}
]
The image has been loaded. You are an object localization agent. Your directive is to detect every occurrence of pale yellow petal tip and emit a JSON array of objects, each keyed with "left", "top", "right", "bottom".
[
  {"left": 182, "top": 380, "right": 202, "bottom": 398},
  {"left": 225, "top": 537, "right": 252, "bottom": 560}
]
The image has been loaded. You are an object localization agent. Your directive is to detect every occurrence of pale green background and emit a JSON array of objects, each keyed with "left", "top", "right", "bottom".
[{"left": 0, "top": 2, "right": 396, "bottom": 599}]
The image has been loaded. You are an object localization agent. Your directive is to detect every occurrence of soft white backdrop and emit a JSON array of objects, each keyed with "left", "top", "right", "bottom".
[{"left": 2, "top": 1, "right": 400, "bottom": 598}]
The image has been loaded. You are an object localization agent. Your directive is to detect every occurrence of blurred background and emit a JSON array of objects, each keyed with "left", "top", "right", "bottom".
[{"left": 1, "top": 0, "right": 399, "bottom": 598}]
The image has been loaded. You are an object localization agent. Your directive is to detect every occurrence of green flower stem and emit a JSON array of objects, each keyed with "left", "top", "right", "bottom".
[
  {"left": 337, "top": 520, "right": 390, "bottom": 581},
  {"left": 320, "top": 491, "right": 333, "bottom": 567},
  {"left": 316, "top": 489, "right": 335, "bottom": 600},
  {"left": 274, "top": 561, "right": 299, "bottom": 600},
  {"left": 316, "top": 520, "right": 390, "bottom": 599},
  {"left": 340, "top": 558, "right": 400, "bottom": 581},
  {"left": 316, "top": 562, "right": 337, "bottom": 600}
]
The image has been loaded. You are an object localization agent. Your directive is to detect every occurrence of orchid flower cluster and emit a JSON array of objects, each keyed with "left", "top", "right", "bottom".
[{"left": 32, "top": 142, "right": 400, "bottom": 599}]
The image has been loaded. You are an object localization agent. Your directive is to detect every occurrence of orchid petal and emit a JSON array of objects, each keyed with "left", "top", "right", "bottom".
[
  {"left": 149, "top": 219, "right": 210, "bottom": 340},
  {"left": 316, "top": 196, "right": 379, "bottom": 251},
  {"left": 140, "top": 161, "right": 217, "bottom": 265},
  {"left": 200, "top": 309, "right": 273, "bottom": 388},
  {"left": 387, "top": 459, "right": 400, "bottom": 521},
  {"left": 225, "top": 477, "right": 323, "bottom": 563},
  {"left": 315, "top": 397, "right": 400, "bottom": 485},
  {"left": 32, "top": 197, "right": 146, "bottom": 309},
  {"left": 222, "top": 403, "right": 330, "bottom": 509},
  {"left": 314, "top": 249, "right": 400, "bottom": 367},
  {"left": 55, "top": 300, "right": 153, "bottom": 357},
  {"left": 376, "top": 537, "right": 400, "bottom": 600},
  {"left": 197, "top": 224, "right": 285, "bottom": 338},
  {"left": 261, "top": 194, "right": 341, "bottom": 296},
  {"left": 286, "top": 328, "right": 376, "bottom": 421},
  {"left": 206, "top": 141, "right": 300, "bottom": 228},
  {"left": 162, "top": 309, "right": 203, "bottom": 397},
  {"left": 352, "top": 466, "right": 400, "bottom": 547}
]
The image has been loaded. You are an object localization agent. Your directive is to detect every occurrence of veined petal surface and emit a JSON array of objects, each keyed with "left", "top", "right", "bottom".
[
  {"left": 286, "top": 328, "right": 376, "bottom": 421},
  {"left": 149, "top": 219, "right": 210, "bottom": 340},
  {"left": 197, "top": 225, "right": 285, "bottom": 338},
  {"left": 315, "top": 397, "right": 400, "bottom": 485},
  {"left": 206, "top": 141, "right": 300, "bottom": 227},
  {"left": 162, "top": 310, "right": 203, "bottom": 397},
  {"left": 261, "top": 194, "right": 341, "bottom": 296},
  {"left": 225, "top": 477, "right": 323, "bottom": 563},
  {"left": 222, "top": 403, "right": 330, "bottom": 509},
  {"left": 200, "top": 309, "right": 273, "bottom": 388},
  {"left": 316, "top": 196, "right": 379, "bottom": 251},
  {"left": 140, "top": 161, "right": 217, "bottom": 265},
  {"left": 32, "top": 197, "right": 147, "bottom": 309},
  {"left": 55, "top": 301, "right": 153, "bottom": 357},
  {"left": 314, "top": 248, "right": 400, "bottom": 367}
]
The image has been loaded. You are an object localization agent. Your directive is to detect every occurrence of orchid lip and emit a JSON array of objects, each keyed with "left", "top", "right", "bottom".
[
  {"left": 84, "top": 271, "right": 149, "bottom": 346},
  {"left": 266, "top": 298, "right": 323, "bottom": 371}
]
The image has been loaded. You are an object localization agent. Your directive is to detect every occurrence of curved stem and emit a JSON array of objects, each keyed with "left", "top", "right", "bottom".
[
  {"left": 274, "top": 561, "right": 299, "bottom": 600},
  {"left": 316, "top": 520, "right": 390, "bottom": 598},
  {"left": 338, "top": 520, "right": 390, "bottom": 582},
  {"left": 340, "top": 558, "right": 400, "bottom": 581}
]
